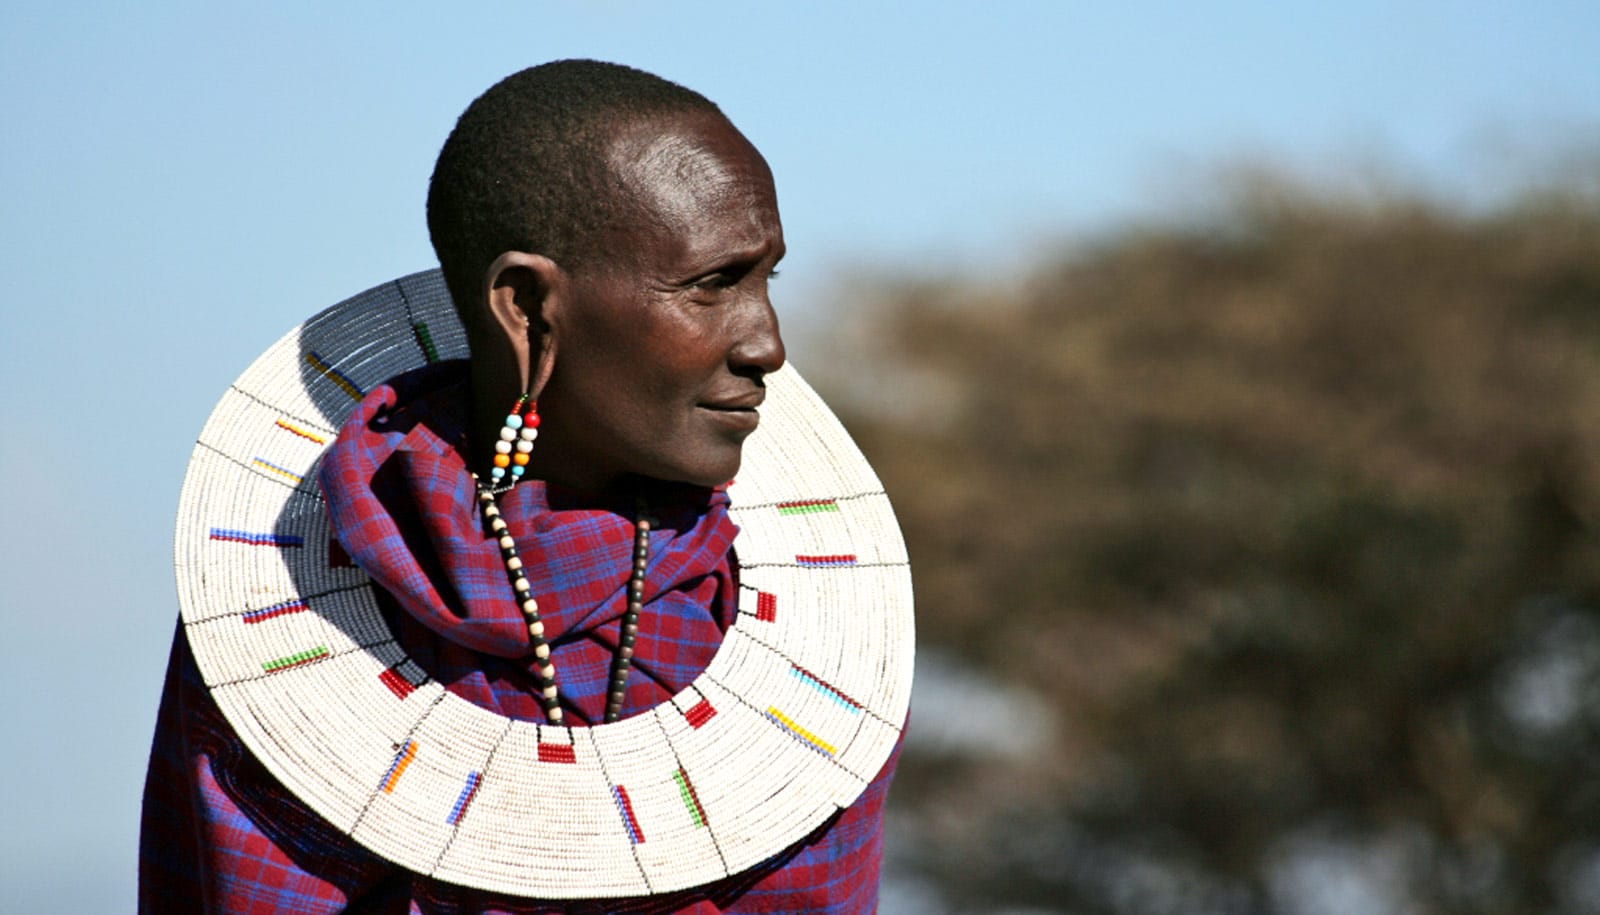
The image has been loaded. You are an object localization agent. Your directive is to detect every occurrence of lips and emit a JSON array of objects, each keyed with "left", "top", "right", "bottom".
[
  {"left": 698, "top": 390, "right": 764, "bottom": 433},
  {"left": 699, "top": 390, "right": 765, "bottom": 411}
]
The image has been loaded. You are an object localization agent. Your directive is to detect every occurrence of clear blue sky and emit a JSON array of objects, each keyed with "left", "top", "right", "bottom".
[{"left": 2, "top": 2, "right": 1596, "bottom": 910}]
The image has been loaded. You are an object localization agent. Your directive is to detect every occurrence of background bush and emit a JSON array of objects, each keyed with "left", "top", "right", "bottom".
[{"left": 830, "top": 170, "right": 1600, "bottom": 913}]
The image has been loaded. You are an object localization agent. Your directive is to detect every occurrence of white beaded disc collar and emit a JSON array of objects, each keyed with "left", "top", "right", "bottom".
[{"left": 173, "top": 269, "right": 914, "bottom": 898}]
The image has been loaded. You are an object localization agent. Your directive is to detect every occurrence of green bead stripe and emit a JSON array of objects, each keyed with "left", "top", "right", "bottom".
[
  {"left": 672, "top": 768, "right": 707, "bottom": 828},
  {"left": 262, "top": 645, "right": 330, "bottom": 673},
  {"left": 412, "top": 322, "right": 441, "bottom": 364},
  {"left": 775, "top": 499, "right": 840, "bottom": 516}
]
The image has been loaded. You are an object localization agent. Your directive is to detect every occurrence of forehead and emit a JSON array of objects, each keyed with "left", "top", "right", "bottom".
[{"left": 601, "top": 114, "right": 781, "bottom": 268}]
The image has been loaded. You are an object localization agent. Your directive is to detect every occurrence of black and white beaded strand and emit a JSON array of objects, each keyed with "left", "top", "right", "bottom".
[
  {"left": 475, "top": 480, "right": 564, "bottom": 724},
  {"left": 476, "top": 481, "right": 654, "bottom": 725},
  {"left": 477, "top": 386, "right": 654, "bottom": 725}
]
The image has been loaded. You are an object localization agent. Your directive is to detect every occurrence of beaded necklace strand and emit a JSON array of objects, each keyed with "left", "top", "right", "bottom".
[
  {"left": 472, "top": 483, "right": 651, "bottom": 725},
  {"left": 474, "top": 391, "right": 653, "bottom": 725}
]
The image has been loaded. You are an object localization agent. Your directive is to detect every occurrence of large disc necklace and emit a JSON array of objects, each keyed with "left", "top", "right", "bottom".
[{"left": 174, "top": 269, "right": 914, "bottom": 898}]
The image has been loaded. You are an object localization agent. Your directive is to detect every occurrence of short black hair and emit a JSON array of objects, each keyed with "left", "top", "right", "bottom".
[{"left": 426, "top": 59, "right": 723, "bottom": 324}]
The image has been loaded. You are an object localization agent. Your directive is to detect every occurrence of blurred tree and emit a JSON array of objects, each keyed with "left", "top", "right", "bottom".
[{"left": 831, "top": 172, "right": 1600, "bottom": 913}]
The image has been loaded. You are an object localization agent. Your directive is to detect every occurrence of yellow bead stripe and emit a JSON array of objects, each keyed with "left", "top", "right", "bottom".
[
  {"left": 251, "top": 457, "right": 304, "bottom": 484},
  {"left": 764, "top": 706, "right": 837, "bottom": 757},
  {"left": 274, "top": 418, "right": 328, "bottom": 445},
  {"left": 303, "top": 351, "right": 363, "bottom": 401}
]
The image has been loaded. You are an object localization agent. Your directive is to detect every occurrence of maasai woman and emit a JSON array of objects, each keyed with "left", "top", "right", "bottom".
[{"left": 141, "top": 60, "right": 912, "bottom": 913}]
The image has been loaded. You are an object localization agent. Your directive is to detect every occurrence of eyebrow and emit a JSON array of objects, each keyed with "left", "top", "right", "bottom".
[{"left": 682, "top": 241, "right": 784, "bottom": 283}]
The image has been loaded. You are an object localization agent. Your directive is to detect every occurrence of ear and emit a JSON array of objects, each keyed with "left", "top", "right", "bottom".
[{"left": 483, "top": 250, "right": 566, "bottom": 398}]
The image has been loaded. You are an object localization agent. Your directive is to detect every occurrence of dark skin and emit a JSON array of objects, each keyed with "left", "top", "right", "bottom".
[{"left": 466, "top": 111, "right": 787, "bottom": 494}]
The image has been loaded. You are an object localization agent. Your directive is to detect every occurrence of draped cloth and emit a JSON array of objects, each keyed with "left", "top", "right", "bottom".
[
  {"left": 317, "top": 362, "right": 740, "bottom": 725},
  {"left": 140, "top": 363, "right": 898, "bottom": 913}
]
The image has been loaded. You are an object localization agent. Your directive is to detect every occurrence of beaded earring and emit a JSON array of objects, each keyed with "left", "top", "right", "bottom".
[
  {"left": 491, "top": 394, "right": 540, "bottom": 488},
  {"left": 481, "top": 392, "right": 557, "bottom": 720},
  {"left": 482, "top": 394, "right": 649, "bottom": 724}
]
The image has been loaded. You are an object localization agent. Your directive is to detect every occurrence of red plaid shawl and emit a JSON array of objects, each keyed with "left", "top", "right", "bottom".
[{"left": 141, "top": 362, "right": 898, "bottom": 913}]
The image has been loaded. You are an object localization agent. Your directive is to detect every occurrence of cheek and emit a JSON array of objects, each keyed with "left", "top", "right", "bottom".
[
  {"left": 632, "top": 323, "right": 726, "bottom": 401},
  {"left": 600, "top": 357, "right": 703, "bottom": 451},
  {"left": 561, "top": 301, "right": 737, "bottom": 469}
]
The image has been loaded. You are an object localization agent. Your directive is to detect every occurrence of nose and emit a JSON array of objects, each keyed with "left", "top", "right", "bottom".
[{"left": 731, "top": 293, "right": 786, "bottom": 378}]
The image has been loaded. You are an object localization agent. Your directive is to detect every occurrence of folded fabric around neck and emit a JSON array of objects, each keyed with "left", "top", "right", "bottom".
[{"left": 318, "top": 361, "right": 739, "bottom": 725}]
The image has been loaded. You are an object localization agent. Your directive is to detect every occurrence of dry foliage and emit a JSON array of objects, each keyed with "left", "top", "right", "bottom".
[{"left": 825, "top": 176, "right": 1600, "bottom": 911}]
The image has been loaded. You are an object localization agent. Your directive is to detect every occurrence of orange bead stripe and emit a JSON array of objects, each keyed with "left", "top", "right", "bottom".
[{"left": 380, "top": 739, "right": 417, "bottom": 793}]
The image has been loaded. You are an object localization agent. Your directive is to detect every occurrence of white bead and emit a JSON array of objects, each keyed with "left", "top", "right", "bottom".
[
  {"left": 515, "top": 439, "right": 534, "bottom": 453},
  {"left": 499, "top": 535, "right": 515, "bottom": 549},
  {"left": 535, "top": 643, "right": 550, "bottom": 659},
  {"left": 495, "top": 440, "right": 512, "bottom": 454},
  {"left": 542, "top": 684, "right": 558, "bottom": 699},
  {"left": 519, "top": 427, "right": 538, "bottom": 441},
  {"left": 499, "top": 427, "right": 517, "bottom": 441},
  {"left": 514, "top": 578, "right": 531, "bottom": 592},
  {"left": 507, "top": 556, "right": 523, "bottom": 570},
  {"left": 522, "top": 598, "right": 539, "bottom": 615},
  {"left": 528, "top": 620, "right": 544, "bottom": 636}
]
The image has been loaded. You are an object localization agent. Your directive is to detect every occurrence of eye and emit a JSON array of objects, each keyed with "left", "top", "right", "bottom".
[
  {"left": 684, "top": 257, "right": 781, "bottom": 294},
  {"left": 689, "top": 272, "right": 738, "bottom": 291}
]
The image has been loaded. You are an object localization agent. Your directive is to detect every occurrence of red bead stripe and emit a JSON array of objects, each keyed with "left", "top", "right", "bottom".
[
  {"left": 241, "top": 599, "right": 308, "bottom": 624},
  {"left": 537, "top": 743, "right": 576, "bottom": 764},
  {"left": 684, "top": 698, "right": 717, "bottom": 729},
  {"left": 612, "top": 784, "right": 644, "bottom": 844},
  {"left": 756, "top": 591, "right": 777, "bottom": 621},
  {"left": 378, "top": 666, "right": 417, "bottom": 700},
  {"left": 795, "top": 553, "right": 857, "bottom": 567}
]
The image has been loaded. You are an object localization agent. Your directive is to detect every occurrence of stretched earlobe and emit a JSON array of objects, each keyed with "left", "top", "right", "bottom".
[
  {"left": 483, "top": 250, "right": 565, "bottom": 396},
  {"left": 528, "top": 333, "right": 557, "bottom": 401}
]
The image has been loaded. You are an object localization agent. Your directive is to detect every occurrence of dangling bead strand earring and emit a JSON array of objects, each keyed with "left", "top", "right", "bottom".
[
  {"left": 480, "top": 394, "right": 563, "bottom": 722},
  {"left": 490, "top": 395, "right": 539, "bottom": 491},
  {"left": 480, "top": 395, "right": 647, "bottom": 725}
]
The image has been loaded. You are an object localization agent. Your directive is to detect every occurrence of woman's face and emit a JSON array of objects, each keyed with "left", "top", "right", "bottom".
[{"left": 533, "top": 113, "right": 787, "bottom": 492}]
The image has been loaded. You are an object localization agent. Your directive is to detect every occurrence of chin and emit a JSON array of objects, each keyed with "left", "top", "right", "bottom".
[{"left": 666, "top": 452, "right": 743, "bottom": 490}]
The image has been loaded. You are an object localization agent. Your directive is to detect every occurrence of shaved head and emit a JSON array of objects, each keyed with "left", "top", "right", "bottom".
[{"left": 426, "top": 59, "right": 725, "bottom": 326}]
